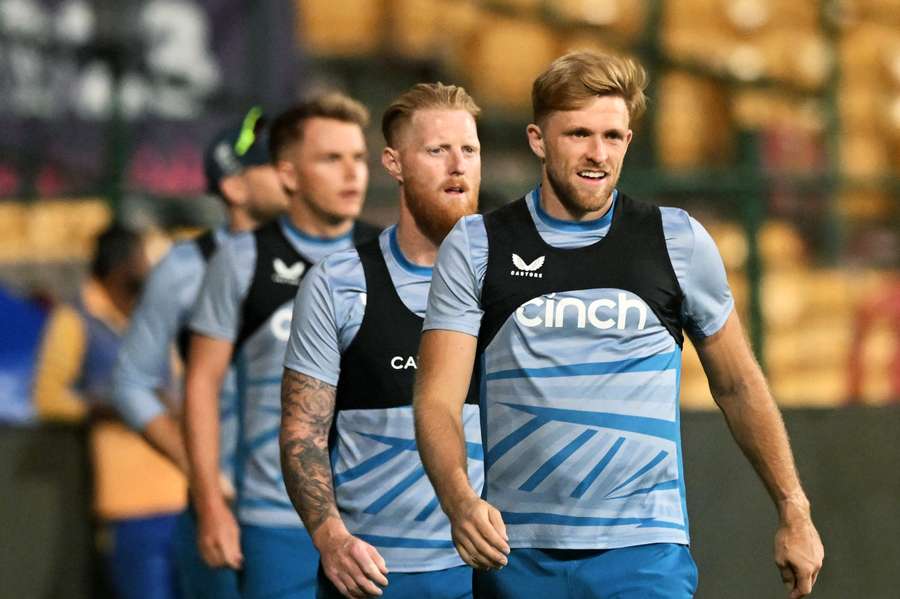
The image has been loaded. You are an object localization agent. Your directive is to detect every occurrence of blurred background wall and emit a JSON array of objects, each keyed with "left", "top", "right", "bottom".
[
  {"left": 1, "top": 0, "right": 898, "bottom": 596},
  {"left": 2, "top": 0, "right": 897, "bottom": 408}
]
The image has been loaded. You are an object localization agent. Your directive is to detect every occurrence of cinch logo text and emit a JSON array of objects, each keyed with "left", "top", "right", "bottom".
[{"left": 515, "top": 292, "right": 648, "bottom": 330}]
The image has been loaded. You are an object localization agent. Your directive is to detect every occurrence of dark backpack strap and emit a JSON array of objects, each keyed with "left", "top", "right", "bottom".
[
  {"left": 194, "top": 229, "right": 218, "bottom": 262},
  {"left": 352, "top": 221, "right": 383, "bottom": 245}
]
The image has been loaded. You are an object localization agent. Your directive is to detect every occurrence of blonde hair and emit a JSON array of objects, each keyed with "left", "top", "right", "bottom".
[
  {"left": 269, "top": 92, "right": 370, "bottom": 159},
  {"left": 532, "top": 51, "right": 648, "bottom": 124},
  {"left": 381, "top": 82, "right": 481, "bottom": 146}
]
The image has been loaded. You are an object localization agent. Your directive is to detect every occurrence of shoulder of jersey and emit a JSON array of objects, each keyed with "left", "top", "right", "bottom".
[
  {"left": 442, "top": 213, "right": 485, "bottom": 243},
  {"left": 144, "top": 241, "right": 207, "bottom": 289},
  {"left": 220, "top": 229, "right": 255, "bottom": 252},
  {"left": 658, "top": 205, "right": 691, "bottom": 220},
  {"left": 461, "top": 212, "right": 485, "bottom": 227},
  {"left": 318, "top": 245, "right": 364, "bottom": 273},
  {"left": 159, "top": 237, "right": 207, "bottom": 265},
  {"left": 658, "top": 206, "right": 693, "bottom": 242}
]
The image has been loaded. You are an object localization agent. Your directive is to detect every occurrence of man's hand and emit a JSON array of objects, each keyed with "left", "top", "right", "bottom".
[
  {"left": 196, "top": 500, "right": 243, "bottom": 570},
  {"left": 315, "top": 521, "right": 389, "bottom": 598},
  {"left": 446, "top": 495, "right": 510, "bottom": 570},
  {"left": 281, "top": 369, "right": 385, "bottom": 597},
  {"left": 774, "top": 501, "right": 824, "bottom": 599},
  {"left": 184, "top": 334, "right": 236, "bottom": 567},
  {"left": 696, "top": 314, "right": 824, "bottom": 597},
  {"left": 413, "top": 331, "right": 504, "bottom": 568}
]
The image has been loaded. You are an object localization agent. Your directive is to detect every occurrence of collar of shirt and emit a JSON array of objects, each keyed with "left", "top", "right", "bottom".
[
  {"left": 386, "top": 225, "right": 433, "bottom": 278},
  {"left": 529, "top": 185, "right": 618, "bottom": 233}
]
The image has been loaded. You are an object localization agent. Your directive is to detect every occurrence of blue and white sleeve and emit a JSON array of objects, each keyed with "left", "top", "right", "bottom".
[
  {"left": 283, "top": 260, "right": 342, "bottom": 386},
  {"left": 189, "top": 234, "right": 254, "bottom": 341},
  {"left": 668, "top": 213, "right": 734, "bottom": 340},
  {"left": 423, "top": 215, "right": 489, "bottom": 337},
  {"left": 112, "top": 251, "right": 184, "bottom": 430}
]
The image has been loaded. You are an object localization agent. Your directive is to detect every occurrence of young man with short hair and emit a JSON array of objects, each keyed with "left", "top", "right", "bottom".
[
  {"left": 414, "top": 52, "right": 824, "bottom": 599},
  {"left": 184, "top": 93, "right": 381, "bottom": 599}
]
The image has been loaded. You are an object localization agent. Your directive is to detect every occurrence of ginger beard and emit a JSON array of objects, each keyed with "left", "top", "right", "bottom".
[{"left": 403, "top": 170, "right": 479, "bottom": 245}]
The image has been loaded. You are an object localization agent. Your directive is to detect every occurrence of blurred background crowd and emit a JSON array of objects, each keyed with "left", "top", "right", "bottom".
[{"left": 0, "top": 0, "right": 898, "bottom": 597}]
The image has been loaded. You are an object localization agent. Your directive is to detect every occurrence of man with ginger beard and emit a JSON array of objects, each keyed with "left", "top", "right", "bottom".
[{"left": 280, "top": 83, "right": 484, "bottom": 599}]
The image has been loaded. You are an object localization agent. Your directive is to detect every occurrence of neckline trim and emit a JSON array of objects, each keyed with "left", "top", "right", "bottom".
[
  {"left": 388, "top": 226, "right": 433, "bottom": 277},
  {"left": 280, "top": 216, "right": 354, "bottom": 245},
  {"left": 531, "top": 186, "right": 617, "bottom": 232}
]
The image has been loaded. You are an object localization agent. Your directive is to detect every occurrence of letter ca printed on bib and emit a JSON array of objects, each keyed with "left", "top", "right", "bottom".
[{"left": 390, "top": 355, "right": 418, "bottom": 370}]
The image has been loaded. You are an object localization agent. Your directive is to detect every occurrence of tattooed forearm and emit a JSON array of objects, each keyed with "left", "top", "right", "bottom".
[{"left": 280, "top": 368, "right": 340, "bottom": 536}]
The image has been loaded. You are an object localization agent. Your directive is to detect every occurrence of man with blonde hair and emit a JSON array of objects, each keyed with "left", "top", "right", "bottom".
[
  {"left": 414, "top": 51, "right": 823, "bottom": 598},
  {"left": 184, "top": 92, "right": 381, "bottom": 598},
  {"left": 280, "top": 82, "right": 483, "bottom": 598}
]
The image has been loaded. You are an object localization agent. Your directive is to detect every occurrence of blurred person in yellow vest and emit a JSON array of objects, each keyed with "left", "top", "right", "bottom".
[{"left": 33, "top": 223, "right": 187, "bottom": 599}]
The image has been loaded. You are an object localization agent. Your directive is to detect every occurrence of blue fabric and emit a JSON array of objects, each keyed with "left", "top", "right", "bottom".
[
  {"left": 74, "top": 300, "right": 123, "bottom": 404},
  {"left": 191, "top": 222, "right": 357, "bottom": 528},
  {"left": 476, "top": 293, "right": 689, "bottom": 549},
  {"left": 108, "top": 513, "right": 181, "bottom": 599},
  {"left": 173, "top": 508, "right": 240, "bottom": 599},
  {"left": 283, "top": 227, "right": 483, "bottom": 571},
  {"left": 188, "top": 232, "right": 256, "bottom": 343},
  {"left": 474, "top": 543, "right": 697, "bottom": 599},
  {"left": 113, "top": 230, "right": 240, "bottom": 482},
  {"left": 240, "top": 524, "right": 318, "bottom": 599},
  {"left": 328, "top": 406, "right": 482, "bottom": 572},
  {"left": 424, "top": 186, "right": 734, "bottom": 340},
  {"left": 317, "top": 564, "right": 472, "bottom": 599},
  {"left": 0, "top": 286, "right": 46, "bottom": 423},
  {"left": 283, "top": 226, "right": 432, "bottom": 386},
  {"left": 421, "top": 187, "right": 734, "bottom": 550},
  {"left": 113, "top": 237, "right": 207, "bottom": 430},
  {"left": 280, "top": 215, "right": 354, "bottom": 251},
  {"left": 532, "top": 187, "right": 617, "bottom": 232}
]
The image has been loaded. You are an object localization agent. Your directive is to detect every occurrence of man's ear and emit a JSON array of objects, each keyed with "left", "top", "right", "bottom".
[
  {"left": 526, "top": 123, "right": 545, "bottom": 161},
  {"left": 381, "top": 147, "right": 403, "bottom": 185},
  {"left": 219, "top": 174, "right": 248, "bottom": 207},
  {"left": 275, "top": 159, "right": 298, "bottom": 196}
]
